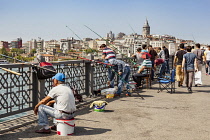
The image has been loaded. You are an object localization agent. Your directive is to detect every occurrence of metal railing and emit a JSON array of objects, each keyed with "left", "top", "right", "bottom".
[
  {"left": 0, "top": 55, "right": 175, "bottom": 119},
  {"left": 0, "top": 57, "right": 138, "bottom": 119}
]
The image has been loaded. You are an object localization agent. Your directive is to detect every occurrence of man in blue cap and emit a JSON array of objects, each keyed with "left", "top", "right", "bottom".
[{"left": 34, "top": 73, "right": 76, "bottom": 134}]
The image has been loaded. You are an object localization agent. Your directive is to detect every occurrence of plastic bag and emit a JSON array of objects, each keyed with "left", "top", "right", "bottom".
[{"left": 194, "top": 71, "right": 202, "bottom": 85}]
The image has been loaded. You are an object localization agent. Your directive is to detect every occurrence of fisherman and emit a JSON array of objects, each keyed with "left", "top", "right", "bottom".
[
  {"left": 154, "top": 58, "right": 166, "bottom": 78},
  {"left": 141, "top": 44, "right": 148, "bottom": 53},
  {"left": 148, "top": 45, "right": 158, "bottom": 80},
  {"left": 105, "top": 59, "right": 131, "bottom": 97},
  {"left": 34, "top": 73, "right": 76, "bottom": 134},
  {"left": 132, "top": 47, "right": 144, "bottom": 66},
  {"left": 100, "top": 44, "right": 117, "bottom": 88},
  {"left": 162, "top": 46, "right": 170, "bottom": 74},
  {"left": 132, "top": 52, "right": 152, "bottom": 88}
]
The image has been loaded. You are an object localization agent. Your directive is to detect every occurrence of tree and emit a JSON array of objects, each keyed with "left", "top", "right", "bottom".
[
  {"left": 0, "top": 47, "right": 8, "bottom": 56},
  {"left": 84, "top": 48, "right": 98, "bottom": 54},
  {"left": 31, "top": 49, "right": 37, "bottom": 54}
]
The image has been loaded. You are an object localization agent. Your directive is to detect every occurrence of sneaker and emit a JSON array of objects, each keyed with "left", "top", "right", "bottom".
[
  {"left": 35, "top": 128, "right": 51, "bottom": 134},
  {"left": 187, "top": 87, "right": 192, "bottom": 93},
  {"left": 126, "top": 93, "right": 131, "bottom": 97},
  {"left": 195, "top": 84, "right": 198, "bottom": 87},
  {"left": 50, "top": 125, "right": 57, "bottom": 131}
]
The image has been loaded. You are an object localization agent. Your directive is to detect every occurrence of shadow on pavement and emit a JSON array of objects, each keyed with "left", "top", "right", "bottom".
[
  {"left": 74, "top": 126, "right": 111, "bottom": 136},
  {"left": 1, "top": 125, "right": 111, "bottom": 140}
]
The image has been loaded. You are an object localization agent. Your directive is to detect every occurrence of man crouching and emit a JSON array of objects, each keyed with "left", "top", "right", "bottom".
[{"left": 34, "top": 73, "right": 76, "bottom": 134}]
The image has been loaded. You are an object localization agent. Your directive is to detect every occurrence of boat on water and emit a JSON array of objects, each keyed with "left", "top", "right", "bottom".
[{"left": 0, "top": 59, "right": 9, "bottom": 64}]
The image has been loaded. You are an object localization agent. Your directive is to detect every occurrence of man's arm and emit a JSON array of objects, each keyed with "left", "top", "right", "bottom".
[
  {"left": 173, "top": 56, "right": 177, "bottom": 67},
  {"left": 34, "top": 96, "right": 52, "bottom": 115},
  {"left": 46, "top": 100, "right": 55, "bottom": 106},
  {"left": 131, "top": 54, "right": 136, "bottom": 57},
  {"left": 194, "top": 58, "right": 198, "bottom": 71},
  {"left": 181, "top": 58, "right": 185, "bottom": 72},
  {"left": 138, "top": 66, "right": 146, "bottom": 73},
  {"left": 101, "top": 54, "right": 106, "bottom": 59}
]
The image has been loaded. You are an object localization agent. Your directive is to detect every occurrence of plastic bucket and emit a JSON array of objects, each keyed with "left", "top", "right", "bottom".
[
  {"left": 105, "top": 88, "right": 116, "bottom": 98},
  {"left": 94, "top": 105, "right": 106, "bottom": 112},
  {"left": 56, "top": 118, "right": 75, "bottom": 136}
]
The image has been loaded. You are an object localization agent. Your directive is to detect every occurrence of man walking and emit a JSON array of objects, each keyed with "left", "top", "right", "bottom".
[
  {"left": 34, "top": 73, "right": 76, "bottom": 134},
  {"left": 173, "top": 44, "right": 187, "bottom": 87},
  {"left": 204, "top": 45, "right": 210, "bottom": 75},
  {"left": 182, "top": 46, "right": 198, "bottom": 93},
  {"left": 192, "top": 43, "right": 205, "bottom": 86}
]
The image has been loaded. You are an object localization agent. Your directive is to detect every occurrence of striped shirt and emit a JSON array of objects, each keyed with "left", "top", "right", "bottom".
[
  {"left": 102, "top": 47, "right": 116, "bottom": 60},
  {"left": 108, "top": 59, "right": 129, "bottom": 72},
  {"left": 138, "top": 59, "right": 152, "bottom": 75}
]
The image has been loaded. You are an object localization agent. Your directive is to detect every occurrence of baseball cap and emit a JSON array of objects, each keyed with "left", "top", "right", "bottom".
[{"left": 52, "top": 73, "right": 65, "bottom": 82}]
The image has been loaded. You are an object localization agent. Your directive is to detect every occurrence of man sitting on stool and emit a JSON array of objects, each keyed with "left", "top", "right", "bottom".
[
  {"left": 34, "top": 73, "right": 76, "bottom": 134},
  {"left": 132, "top": 53, "right": 152, "bottom": 88}
]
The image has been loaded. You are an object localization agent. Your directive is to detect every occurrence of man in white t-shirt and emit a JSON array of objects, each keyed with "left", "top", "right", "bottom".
[
  {"left": 204, "top": 45, "right": 210, "bottom": 75},
  {"left": 34, "top": 73, "right": 76, "bottom": 134}
]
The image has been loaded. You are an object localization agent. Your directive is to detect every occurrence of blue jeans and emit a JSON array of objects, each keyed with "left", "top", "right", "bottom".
[
  {"left": 165, "top": 59, "right": 170, "bottom": 73},
  {"left": 108, "top": 66, "right": 118, "bottom": 88},
  {"left": 116, "top": 66, "right": 131, "bottom": 95},
  {"left": 38, "top": 104, "right": 74, "bottom": 126},
  {"left": 159, "top": 62, "right": 166, "bottom": 78}
]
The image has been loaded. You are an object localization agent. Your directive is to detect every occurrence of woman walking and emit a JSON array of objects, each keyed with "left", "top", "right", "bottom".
[{"left": 181, "top": 46, "right": 198, "bottom": 93}]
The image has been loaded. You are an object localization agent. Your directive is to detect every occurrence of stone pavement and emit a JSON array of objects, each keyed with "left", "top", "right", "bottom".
[{"left": 1, "top": 71, "right": 210, "bottom": 140}]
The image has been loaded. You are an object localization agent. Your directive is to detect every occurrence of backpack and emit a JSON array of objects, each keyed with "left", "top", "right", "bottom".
[
  {"left": 71, "top": 86, "right": 83, "bottom": 102},
  {"left": 35, "top": 62, "right": 56, "bottom": 79}
]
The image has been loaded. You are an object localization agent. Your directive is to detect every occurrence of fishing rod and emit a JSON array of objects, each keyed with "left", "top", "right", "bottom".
[
  {"left": 66, "top": 25, "right": 83, "bottom": 41},
  {"left": 66, "top": 25, "right": 96, "bottom": 52},
  {"left": 68, "top": 52, "right": 114, "bottom": 66},
  {"left": 84, "top": 25, "right": 137, "bottom": 65},
  {"left": 0, "top": 54, "right": 56, "bottom": 73},
  {"left": 0, "top": 67, "right": 22, "bottom": 75},
  {"left": 192, "top": 34, "right": 196, "bottom": 43},
  {"left": 65, "top": 26, "right": 113, "bottom": 66},
  {"left": 128, "top": 24, "right": 136, "bottom": 35},
  {"left": 65, "top": 27, "right": 143, "bottom": 98}
]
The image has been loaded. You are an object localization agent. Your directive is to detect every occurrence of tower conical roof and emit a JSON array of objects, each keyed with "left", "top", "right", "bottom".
[{"left": 143, "top": 19, "right": 150, "bottom": 27}]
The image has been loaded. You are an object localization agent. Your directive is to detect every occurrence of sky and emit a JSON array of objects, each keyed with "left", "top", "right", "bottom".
[{"left": 0, "top": 0, "right": 210, "bottom": 44}]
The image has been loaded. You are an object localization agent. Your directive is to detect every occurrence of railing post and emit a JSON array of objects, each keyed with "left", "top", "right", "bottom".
[
  {"left": 31, "top": 70, "right": 38, "bottom": 108},
  {"left": 38, "top": 79, "right": 46, "bottom": 100},
  {"left": 85, "top": 55, "right": 94, "bottom": 97}
]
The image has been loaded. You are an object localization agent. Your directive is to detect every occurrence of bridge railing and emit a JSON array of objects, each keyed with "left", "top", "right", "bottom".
[{"left": 0, "top": 57, "right": 137, "bottom": 119}]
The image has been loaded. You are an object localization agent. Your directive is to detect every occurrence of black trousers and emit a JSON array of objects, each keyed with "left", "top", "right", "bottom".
[{"left": 132, "top": 73, "right": 147, "bottom": 87}]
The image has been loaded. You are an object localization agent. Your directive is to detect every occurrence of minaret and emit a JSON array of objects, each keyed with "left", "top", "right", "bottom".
[{"left": 142, "top": 18, "right": 150, "bottom": 37}]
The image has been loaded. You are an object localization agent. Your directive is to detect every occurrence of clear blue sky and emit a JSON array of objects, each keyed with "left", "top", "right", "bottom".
[{"left": 0, "top": 0, "right": 210, "bottom": 44}]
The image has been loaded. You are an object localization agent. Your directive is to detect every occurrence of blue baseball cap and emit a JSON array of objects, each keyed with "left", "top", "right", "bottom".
[{"left": 52, "top": 73, "right": 65, "bottom": 82}]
